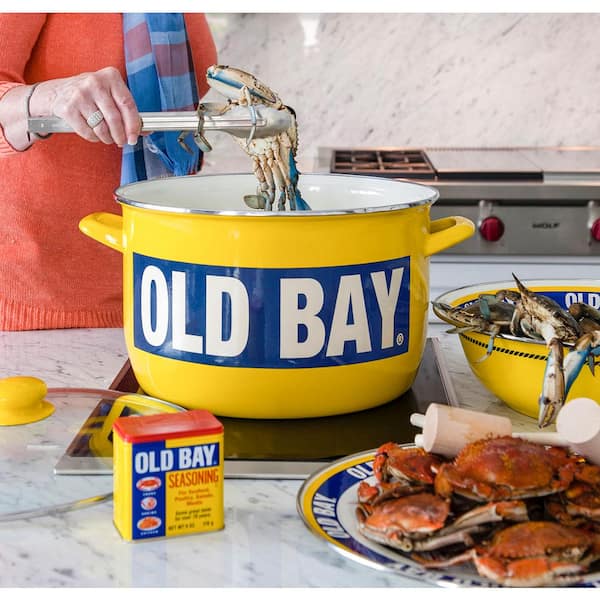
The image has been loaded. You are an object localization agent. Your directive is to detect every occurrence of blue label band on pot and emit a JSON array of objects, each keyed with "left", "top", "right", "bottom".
[{"left": 132, "top": 253, "right": 411, "bottom": 368}]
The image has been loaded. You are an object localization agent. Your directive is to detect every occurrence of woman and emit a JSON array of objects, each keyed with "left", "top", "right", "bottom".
[{"left": 0, "top": 13, "right": 217, "bottom": 330}]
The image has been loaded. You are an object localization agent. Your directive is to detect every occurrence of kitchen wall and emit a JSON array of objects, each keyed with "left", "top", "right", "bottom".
[{"left": 200, "top": 12, "right": 600, "bottom": 173}]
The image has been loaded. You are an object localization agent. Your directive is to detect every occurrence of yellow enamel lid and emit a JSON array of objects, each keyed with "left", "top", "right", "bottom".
[{"left": 0, "top": 376, "right": 55, "bottom": 426}]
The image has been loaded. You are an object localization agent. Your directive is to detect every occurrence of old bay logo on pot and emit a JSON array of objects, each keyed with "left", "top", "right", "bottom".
[{"left": 132, "top": 253, "right": 411, "bottom": 368}]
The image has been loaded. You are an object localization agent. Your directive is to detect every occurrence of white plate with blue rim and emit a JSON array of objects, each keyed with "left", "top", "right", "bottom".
[{"left": 296, "top": 448, "right": 600, "bottom": 588}]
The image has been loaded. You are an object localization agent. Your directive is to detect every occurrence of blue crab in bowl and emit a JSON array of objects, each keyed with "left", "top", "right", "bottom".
[{"left": 433, "top": 276, "right": 600, "bottom": 427}]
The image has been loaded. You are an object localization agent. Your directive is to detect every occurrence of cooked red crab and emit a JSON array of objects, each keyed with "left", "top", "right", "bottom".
[
  {"left": 357, "top": 479, "right": 428, "bottom": 506},
  {"left": 546, "top": 462, "right": 600, "bottom": 527},
  {"left": 357, "top": 492, "right": 451, "bottom": 552},
  {"left": 414, "top": 521, "right": 600, "bottom": 587},
  {"left": 356, "top": 492, "right": 528, "bottom": 553},
  {"left": 373, "top": 443, "right": 444, "bottom": 485},
  {"left": 434, "top": 436, "right": 577, "bottom": 501},
  {"left": 358, "top": 443, "right": 445, "bottom": 507}
]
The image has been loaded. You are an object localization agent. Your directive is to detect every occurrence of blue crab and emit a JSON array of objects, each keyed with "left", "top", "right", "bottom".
[
  {"left": 508, "top": 275, "right": 600, "bottom": 427},
  {"left": 432, "top": 295, "right": 515, "bottom": 363},
  {"left": 435, "top": 275, "right": 600, "bottom": 428},
  {"left": 204, "top": 65, "right": 310, "bottom": 211}
]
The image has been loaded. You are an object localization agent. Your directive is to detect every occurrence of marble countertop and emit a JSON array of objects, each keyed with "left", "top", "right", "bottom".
[{"left": 0, "top": 324, "right": 543, "bottom": 588}]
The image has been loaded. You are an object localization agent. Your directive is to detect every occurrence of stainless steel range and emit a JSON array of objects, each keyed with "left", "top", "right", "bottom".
[{"left": 324, "top": 146, "right": 600, "bottom": 318}]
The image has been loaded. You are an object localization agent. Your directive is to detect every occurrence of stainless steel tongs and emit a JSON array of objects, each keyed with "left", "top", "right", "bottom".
[{"left": 27, "top": 102, "right": 291, "bottom": 148}]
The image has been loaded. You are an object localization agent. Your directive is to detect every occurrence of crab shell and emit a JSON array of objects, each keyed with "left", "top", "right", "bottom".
[
  {"left": 373, "top": 443, "right": 444, "bottom": 485},
  {"left": 546, "top": 462, "right": 600, "bottom": 526},
  {"left": 434, "top": 436, "right": 577, "bottom": 501},
  {"left": 511, "top": 274, "right": 581, "bottom": 343},
  {"left": 357, "top": 480, "right": 427, "bottom": 506},
  {"left": 357, "top": 494, "right": 529, "bottom": 554},
  {"left": 356, "top": 492, "right": 451, "bottom": 552},
  {"left": 474, "top": 521, "right": 600, "bottom": 587},
  {"left": 415, "top": 521, "right": 600, "bottom": 587}
]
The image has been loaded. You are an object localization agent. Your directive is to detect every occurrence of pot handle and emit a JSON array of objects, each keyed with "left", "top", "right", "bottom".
[
  {"left": 424, "top": 216, "right": 475, "bottom": 257},
  {"left": 79, "top": 212, "right": 124, "bottom": 253}
]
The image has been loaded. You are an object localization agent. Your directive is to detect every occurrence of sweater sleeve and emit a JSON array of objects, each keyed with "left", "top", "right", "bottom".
[
  {"left": 184, "top": 14, "right": 218, "bottom": 101},
  {"left": 0, "top": 13, "right": 47, "bottom": 155}
]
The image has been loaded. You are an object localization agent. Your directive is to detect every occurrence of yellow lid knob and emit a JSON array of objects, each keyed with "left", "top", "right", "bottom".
[{"left": 0, "top": 376, "right": 54, "bottom": 426}]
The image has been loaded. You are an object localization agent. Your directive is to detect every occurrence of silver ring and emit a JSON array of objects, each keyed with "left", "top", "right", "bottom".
[{"left": 86, "top": 110, "right": 104, "bottom": 129}]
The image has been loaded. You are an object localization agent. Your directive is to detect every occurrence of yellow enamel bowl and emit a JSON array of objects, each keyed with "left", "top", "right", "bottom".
[
  {"left": 80, "top": 173, "right": 473, "bottom": 419},
  {"left": 433, "top": 279, "right": 600, "bottom": 419}
]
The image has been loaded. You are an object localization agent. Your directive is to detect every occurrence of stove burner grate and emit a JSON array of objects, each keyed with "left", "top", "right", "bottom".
[{"left": 331, "top": 148, "right": 435, "bottom": 179}]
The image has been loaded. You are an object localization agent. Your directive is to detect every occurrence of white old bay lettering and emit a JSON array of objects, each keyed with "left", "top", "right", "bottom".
[
  {"left": 312, "top": 493, "right": 350, "bottom": 539},
  {"left": 140, "top": 267, "right": 249, "bottom": 356},
  {"left": 139, "top": 264, "right": 405, "bottom": 359},
  {"left": 178, "top": 444, "right": 217, "bottom": 469},
  {"left": 133, "top": 445, "right": 217, "bottom": 473},
  {"left": 135, "top": 449, "right": 174, "bottom": 474},
  {"left": 280, "top": 268, "right": 405, "bottom": 359},
  {"left": 565, "top": 292, "right": 600, "bottom": 309}
]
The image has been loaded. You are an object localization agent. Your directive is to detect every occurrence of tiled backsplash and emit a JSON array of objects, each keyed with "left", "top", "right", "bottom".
[{"left": 200, "top": 13, "right": 600, "bottom": 174}]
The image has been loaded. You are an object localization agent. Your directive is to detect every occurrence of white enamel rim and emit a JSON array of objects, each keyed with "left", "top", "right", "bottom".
[{"left": 114, "top": 172, "right": 440, "bottom": 216}]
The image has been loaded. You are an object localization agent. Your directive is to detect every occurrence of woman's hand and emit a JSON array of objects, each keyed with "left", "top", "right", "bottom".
[{"left": 32, "top": 66, "right": 141, "bottom": 146}]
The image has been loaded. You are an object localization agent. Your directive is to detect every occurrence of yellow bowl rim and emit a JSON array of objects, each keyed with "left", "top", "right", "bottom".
[{"left": 433, "top": 278, "right": 600, "bottom": 350}]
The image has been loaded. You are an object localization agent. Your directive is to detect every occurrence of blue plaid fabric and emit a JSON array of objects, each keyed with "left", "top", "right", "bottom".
[{"left": 121, "top": 13, "right": 202, "bottom": 185}]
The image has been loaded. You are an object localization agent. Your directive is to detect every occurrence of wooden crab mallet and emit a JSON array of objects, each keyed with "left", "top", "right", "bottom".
[{"left": 410, "top": 399, "right": 600, "bottom": 463}]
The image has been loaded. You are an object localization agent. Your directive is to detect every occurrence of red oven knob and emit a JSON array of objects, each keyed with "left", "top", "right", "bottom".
[
  {"left": 479, "top": 216, "right": 505, "bottom": 242},
  {"left": 591, "top": 218, "right": 600, "bottom": 241}
]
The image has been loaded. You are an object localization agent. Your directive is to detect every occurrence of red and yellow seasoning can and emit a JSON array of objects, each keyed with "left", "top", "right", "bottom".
[{"left": 113, "top": 409, "right": 224, "bottom": 541}]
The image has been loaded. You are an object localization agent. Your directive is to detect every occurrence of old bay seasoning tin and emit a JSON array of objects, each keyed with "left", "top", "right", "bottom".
[{"left": 113, "top": 409, "right": 224, "bottom": 541}]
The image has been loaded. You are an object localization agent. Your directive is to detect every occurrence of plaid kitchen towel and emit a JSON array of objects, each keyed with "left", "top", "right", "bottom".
[{"left": 121, "top": 13, "right": 201, "bottom": 185}]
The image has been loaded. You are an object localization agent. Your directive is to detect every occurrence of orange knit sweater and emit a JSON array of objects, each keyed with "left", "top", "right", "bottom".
[{"left": 0, "top": 13, "right": 217, "bottom": 330}]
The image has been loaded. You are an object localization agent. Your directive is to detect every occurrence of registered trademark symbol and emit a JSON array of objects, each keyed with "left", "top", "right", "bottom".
[{"left": 396, "top": 332, "right": 404, "bottom": 346}]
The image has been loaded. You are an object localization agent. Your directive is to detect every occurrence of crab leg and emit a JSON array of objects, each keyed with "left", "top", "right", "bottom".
[
  {"left": 412, "top": 548, "right": 475, "bottom": 569},
  {"left": 540, "top": 329, "right": 600, "bottom": 427},
  {"left": 441, "top": 500, "right": 529, "bottom": 535},
  {"left": 413, "top": 500, "right": 530, "bottom": 552},
  {"left": 286, "top": 139, "right": 310, "bottom": 211},
  {"left": 269, "top": 143, "right": 289, "bottom": 210},
  {"left": 243, "top": 156, "right": 269, "bottom": 210},
  {"left": 266, "top": 147, "right": 288, "bottom": 210},
  {"left": 435, "top": 293, "right": 520, "bottom": 363},
  {"left": 259, "top": 155, "right": 275, "bottom": 209},
  {"left": 538, "top": 337, "right": 565, "bottom": 429},
  {"left": 411, "top": 527, "right": 483, "bottom": 552},
  {"left": 563, "top": 331, "right": 600, "bottom": 387},
  {"left": 473, "top": 323, "right": 502, "bottom": 363}
]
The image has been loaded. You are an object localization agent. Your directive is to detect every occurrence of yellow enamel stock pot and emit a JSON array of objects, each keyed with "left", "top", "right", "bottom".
[{"left": 80, "top": 173, "right": 474, "bottom": 419}]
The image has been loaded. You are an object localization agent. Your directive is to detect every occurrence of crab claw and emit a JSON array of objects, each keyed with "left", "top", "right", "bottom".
[
  {"left": 563, "top": 333, "right": 595, "bottom": 396},
  {"left": 538, "top": 338, "right": 565, "bottom": 428},
  {"left": 243, "top": 195, "right": 267, "bottom": 210}
]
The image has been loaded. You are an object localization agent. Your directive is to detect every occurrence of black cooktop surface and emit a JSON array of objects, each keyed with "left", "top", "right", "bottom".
[{"left": 56, "top": 338, "right": 456, "bottom": 479}]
